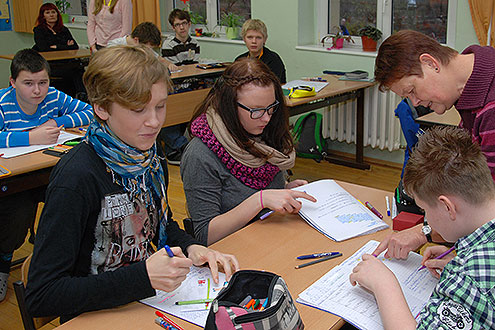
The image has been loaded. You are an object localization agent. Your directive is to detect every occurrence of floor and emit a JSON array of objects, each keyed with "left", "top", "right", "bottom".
[{"left": 0, "top": 155, "right": 402, "bottom": 330}]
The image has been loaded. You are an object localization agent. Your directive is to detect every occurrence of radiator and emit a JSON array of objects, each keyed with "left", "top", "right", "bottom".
[{"left": 322, "top": 85, "right": 403, "bottom": 151}]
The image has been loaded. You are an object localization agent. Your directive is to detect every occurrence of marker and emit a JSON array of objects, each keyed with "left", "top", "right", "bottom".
[
  {"left": 253, "top": 299, "right": 260, "bottom": 309},
  {"left": 365, "top": 201, "right": 383, "bottom": 219},
  {"left": 164, "top": 245, "right": 174, "bottom": 257},
  {"left": 65, "top": 141, "right": 80, "bottom": 146},
  {"left": 155, "top": 311, "right": 185, "bottom": 330},
  {"left": 295, "top": 252, "right": 342, "bottom": 269},
  {"left": 78, "top": 127, "right": 87, "bottom": 132},
  {"left": 259, "top": 298, "right": 269, "bottom": 311},
  {"left": 297, "top": 252, "right": 340, "bottom": 260},
  {"left": 385, "top": 196, "right": 391, "bottom": 216},
  {"left": 155, "top": 317, "right": 178, "bottom": 330},
  {"left": 245, "top": 298, "right": 255, "bottom": 309},
  {"left": 260, "top": 210, "right": 274, "bottom": 220},
  {"left": 418, "top": 246, "right": 455, "bottom": 271},
  {"left": 175, "top": 298, "right": 214, "bottom": 305}
]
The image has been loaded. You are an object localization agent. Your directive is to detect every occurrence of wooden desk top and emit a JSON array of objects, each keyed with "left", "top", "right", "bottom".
[
  {"left": 170, "top": 64, "right": 226, "bottom": 80},
  {"left": 416, "top": 107, "right": 461, "bottom": 127},
  {"left": 0, "top": 49, "right": 91, "bottom": 61},
  {"left": 55, "top": 181, "right": 393, "bottom": 330},
  {"left": 285, "top": 75, "right": 376, "bottom": 108}
]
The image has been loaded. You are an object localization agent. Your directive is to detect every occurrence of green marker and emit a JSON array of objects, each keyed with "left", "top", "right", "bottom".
[
  {"left": 175, "top": 298, "right": 214, "bottom": 305},
  {"left": 65, "top": 141, "right": 80, "bottom": 146}
]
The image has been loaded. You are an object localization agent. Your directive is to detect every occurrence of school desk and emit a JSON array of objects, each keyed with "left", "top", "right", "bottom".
[
  {"left": 415, "top": 106, "right": 461, "bottom": 128},
  {"left": 164, "top": 64, "right": 226, "bottom": 127},
  {"left": 0, "top": 49, "right": 91, "bottom": 61},
  {"left": 285, "top": 75, "right": 376, "bottom": 170},
  {"left": 54, "top": 181, "right": 393, "bottom": 330}
]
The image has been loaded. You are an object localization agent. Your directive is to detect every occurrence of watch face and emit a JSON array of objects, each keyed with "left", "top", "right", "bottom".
[{"left": 422, "top": 224, "right": 432, "bottom": 235}]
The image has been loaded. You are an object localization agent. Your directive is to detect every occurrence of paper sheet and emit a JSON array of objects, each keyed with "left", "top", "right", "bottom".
[
  {"left": 297, "top": 240, "right": 438, "bottom": 330},
  {"left": 140, "top": 266, "right": 227, "bottom": 327},
  {"left": 282, "top": 80, "right": 328, "bottom": 92},
  {"left": 292, "top": 180, "right": 389, "bottom": 241},
  {"left": 0, "top": 131, "right": 81, "bottom": 158}
]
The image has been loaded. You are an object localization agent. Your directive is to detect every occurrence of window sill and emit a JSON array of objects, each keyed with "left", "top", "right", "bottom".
[
  {"left": 65, "top": 22, "right": 87, "bottom": 30},
  {"left": 296, "top": 44, "right": 377, "bottom": 58},
  {"left": 161, "top": 32, "right": 244, "bottom": 45}
]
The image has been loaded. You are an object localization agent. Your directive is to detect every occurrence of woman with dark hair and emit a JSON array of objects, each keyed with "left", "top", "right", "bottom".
[
  {"left": 181, "top": 58, "right": 316, "bottom": 246},
  {"left": 33, "top": 2, "right": 78, "bottom": 51}
]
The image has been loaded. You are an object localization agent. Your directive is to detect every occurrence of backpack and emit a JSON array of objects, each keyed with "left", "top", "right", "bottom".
[{"left": 292, "top": 112, "right": 327, "bottom": 162}]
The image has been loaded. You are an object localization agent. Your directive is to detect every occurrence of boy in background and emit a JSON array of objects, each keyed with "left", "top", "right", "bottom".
[
  {"left": 25, "top": 45, "right": 238, "bottom": 322},
  {"left": 0, "top": 49, "right": 92, "bottom": 301},
  {"left": 350, "top": 126, "right": 495, "bottom": 329},
  {"left": 159, "top": 9, "right": 200, "bottom": 165}
]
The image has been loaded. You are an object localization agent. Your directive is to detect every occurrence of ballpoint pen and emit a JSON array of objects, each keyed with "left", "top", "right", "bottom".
[
  {"left": 385, "top": 196, "right": 391, "bottom": 216},
  {"left": 260, "top": 210, "right": 274, "bottom": 220},
  {"left": 295, "top": 253, "right": 342, "bottom": 269},
  {"left": 297, "top": 252, "right": 341, "bottom": 260}
]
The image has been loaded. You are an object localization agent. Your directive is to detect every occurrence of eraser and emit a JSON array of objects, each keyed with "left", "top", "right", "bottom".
[{"left": 392, "top": 211, "right": 424, "bottom": 231}]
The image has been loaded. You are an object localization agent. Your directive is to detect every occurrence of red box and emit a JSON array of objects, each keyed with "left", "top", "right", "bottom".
[{"left": 392, "top": 211, "right": 424, "bottom": 231}]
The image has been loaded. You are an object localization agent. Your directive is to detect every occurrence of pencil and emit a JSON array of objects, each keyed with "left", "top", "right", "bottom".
[
  {"left": 295, "top": 252, "right": 342, "bottom": 269},
  {"left": 418, "top": 246, "right": 455, "bottom": 271}
]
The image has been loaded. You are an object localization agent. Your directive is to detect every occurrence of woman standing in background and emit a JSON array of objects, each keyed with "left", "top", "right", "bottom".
[
  {"left": 33, "top": 2, "right": 79, "bottom": 51},
  {"left": 87, "top": 0, "right": 132, "bottom": 52}
]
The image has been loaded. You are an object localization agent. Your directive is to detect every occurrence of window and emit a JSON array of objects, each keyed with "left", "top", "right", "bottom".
[
  {"left": 66, "top": 0, "right": 88, "bottom": 17},
  {"left": 318, "top": 0, "right": 456, "bottom": 48}
]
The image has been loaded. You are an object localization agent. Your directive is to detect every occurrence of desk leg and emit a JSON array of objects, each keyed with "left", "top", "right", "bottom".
[{"left": 323, "top": 88, "right": 370, "bottom": 170}]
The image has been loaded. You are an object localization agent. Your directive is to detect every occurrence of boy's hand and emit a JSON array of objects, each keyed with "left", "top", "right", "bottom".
[
  {"left": 261, "top": 189, "right": 316, "bottom": 214},
  {"left": 349, "top": 254, "right": 397, "bottom": 292},
  {"left": 186, "top": 245, "right": 239, "bottom": 284},
  {"left": 372, "top": 225, "right": 426, "bottom": 259},
  {"left": 422, "top": 245, "right": 455, "bottom": 279},
  {"left": 146, "top": 247, "right": 192, "bottom": 292},
  {"left": 29, "top": 125, "right": 62, "bottom": 145}
]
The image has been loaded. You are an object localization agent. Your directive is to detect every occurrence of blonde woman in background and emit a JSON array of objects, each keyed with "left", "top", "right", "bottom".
[{"left": 87, "top": 0, "right": 132, "bottom": 52}]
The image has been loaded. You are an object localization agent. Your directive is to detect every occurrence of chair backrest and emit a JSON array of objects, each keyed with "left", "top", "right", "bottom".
[{"left": 14, "top": 254, "right": 56, "bottom": 330}]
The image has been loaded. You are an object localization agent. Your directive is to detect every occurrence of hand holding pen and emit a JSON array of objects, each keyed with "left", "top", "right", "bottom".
[
  {"left": 145, "top": 245, "right": 192, "bottom": 292},
  {"left": 419, "top": 245, "right": 455, "bottom": 278}
]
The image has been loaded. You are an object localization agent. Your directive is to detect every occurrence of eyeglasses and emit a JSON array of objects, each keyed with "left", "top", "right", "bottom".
[
  {"left": 173, "top": 21, "right": 189, "bottom": 28},
  {"left": 237, "top": 100, "right": 280, "bottom": 119}
]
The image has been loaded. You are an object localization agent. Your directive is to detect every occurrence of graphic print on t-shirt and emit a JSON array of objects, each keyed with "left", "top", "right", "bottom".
[{"left": 90, "top": 191, "right": 158, "bottom": 274}]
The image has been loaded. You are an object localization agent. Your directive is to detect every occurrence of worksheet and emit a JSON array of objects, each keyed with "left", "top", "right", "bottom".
[
  {"left": 297, "top": 240, "right": 438, "bottom": 330},
  {"left": 0, "top": 131, "right": 81, "bottom": 158},
  {"left": 140, "top": 266, "right": 227, "bottom": 327},
  {"left": 293, "top": 180, "right": 389, "bottom": 241}
]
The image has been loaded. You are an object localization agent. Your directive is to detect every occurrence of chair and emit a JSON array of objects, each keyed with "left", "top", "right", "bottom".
[
  {"left": 13, "top": 254, "right": 56, "bottom": 330},
  {"left": 183, "top": 218, "right": 195, "bottom": 236}
]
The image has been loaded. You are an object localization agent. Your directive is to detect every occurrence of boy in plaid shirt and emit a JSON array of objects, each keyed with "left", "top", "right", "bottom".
[{"left": 350, "top": 126, "right": 495, "bottom": 329}]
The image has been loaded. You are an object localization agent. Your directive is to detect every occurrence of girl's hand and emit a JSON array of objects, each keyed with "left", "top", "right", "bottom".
[
  {"left": 286, "top": 179, "right": 308, "bottom": 189},
  {"left": 261, "top": 189, "right": 316, "bottom": 214}
]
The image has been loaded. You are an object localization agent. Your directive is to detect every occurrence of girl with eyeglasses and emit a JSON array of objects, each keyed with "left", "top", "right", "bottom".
[{"left": 181, "top": 58, "right": 316, "bottom": 246}]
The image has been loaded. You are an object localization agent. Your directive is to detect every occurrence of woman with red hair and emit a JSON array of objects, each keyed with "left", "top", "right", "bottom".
[{"left": 33, "top": 2, "right": 79, "bottom": 51}]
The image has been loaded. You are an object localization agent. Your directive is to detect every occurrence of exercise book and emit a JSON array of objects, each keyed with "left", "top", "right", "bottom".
[
  {"left": 292, "top": 180, "right": 389, "bottom": 241},
  {"left": 297, "top": 240, "right": 438, "bottom": 330},
  {"left": 140, "top": 266, "right": 227, "bottom": 327},
  {"left": 282, "top": 80, "right": 328, "bottom": 93},
  {"left": 0, "top": 131, "right": 81, "bottom": 158}
]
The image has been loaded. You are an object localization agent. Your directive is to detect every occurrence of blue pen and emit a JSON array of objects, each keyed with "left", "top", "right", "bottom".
[
  {"left": 260, "top": 210, "right": 274, "bottom": 220},
  {"left": 297, "top": 252, "right": 340, "bottom": 260},
  {"left": 164, "top": 245, "right": 174, "bottom": 257}
]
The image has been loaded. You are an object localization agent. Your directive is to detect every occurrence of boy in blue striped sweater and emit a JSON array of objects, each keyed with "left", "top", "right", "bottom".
[{"left": 0, "top": 49, "right": 92, "bottom": 301}]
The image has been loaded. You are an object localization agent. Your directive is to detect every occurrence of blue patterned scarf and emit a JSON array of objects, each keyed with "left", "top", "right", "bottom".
[{"left": 85, "top": 120, "right": 169, "bottom": 249}]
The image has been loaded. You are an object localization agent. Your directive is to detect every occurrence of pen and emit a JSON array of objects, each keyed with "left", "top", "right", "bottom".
[
  {"left": 260, "top": 210, "right": 274, "bottom": 220},
  {"left": 0, "top": 154, "right": 3, "bottom": 157},
  {"left": 78, "top": 127, "right": 87, "bottom": 132},
  {"left": 175, "top": 298, "right": 214, "bottom": 305},
  {"left": 418, "top": 246, "right": 455, "bottom": 271},
  {"left": 65, "top": 141, "right": 80, "bottom": 146},
  {"left": 259, "top": 298, "right": 269, "bottom": 311},
  {"left": 365, "top": 201, "right": 383, "bottom": 219},
  {"left": 297, "top": 252, "right": 340, "bottom": 260},
  {"left": 164, "top": 245, "right": 174, "bottom": 257},
  {"left": 155, "top": 311, "right": 185, "bottom": 330},
  {"left": 155, "top": 317, "right": 178, "bottom": 330},
  {"left": 295, "top": 252, "right": 342, "bottom": 269},
  {"left": 386, "top": 196, "right": 391, "bottom": 216}
]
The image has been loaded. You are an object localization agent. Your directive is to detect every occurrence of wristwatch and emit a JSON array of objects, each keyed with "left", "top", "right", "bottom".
[{"left": 422, "top": 219, "right": 432, "bottom": 243}]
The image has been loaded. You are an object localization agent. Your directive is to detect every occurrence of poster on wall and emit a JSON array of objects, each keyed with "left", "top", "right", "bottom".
[{"left": 0, "top": 0, "right": 12, "bottom": 31}]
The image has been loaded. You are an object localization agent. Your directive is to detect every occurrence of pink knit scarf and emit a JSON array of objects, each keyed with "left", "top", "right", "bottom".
[{"left": 190, "top": 113, "right": 281, "bottom": 189}]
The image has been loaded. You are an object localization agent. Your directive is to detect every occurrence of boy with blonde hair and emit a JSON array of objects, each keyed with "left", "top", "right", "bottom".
[
  {"left": 350, "top": 126, "right": 495, "bottom": 329},
  {"left": 26, "top": 45, "right": 238, "bottom": 322}
]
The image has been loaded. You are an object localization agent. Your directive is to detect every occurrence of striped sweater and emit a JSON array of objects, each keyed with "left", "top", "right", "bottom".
[
  {"left": 0, "top": 86, "right": 93, "bottom": 147},
  {"left": 457, "top": 45, "right": 495, "bottom": 180}
]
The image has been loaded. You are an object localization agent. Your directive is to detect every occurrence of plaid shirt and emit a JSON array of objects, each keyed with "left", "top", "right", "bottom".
[{"left": 417, "top": 219, "right": 495, "bottom": 329}]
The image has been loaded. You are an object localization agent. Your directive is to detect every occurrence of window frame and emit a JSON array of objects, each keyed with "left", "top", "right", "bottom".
[{"left": 316, "top": 0, "right": 457, "bottom": 49}]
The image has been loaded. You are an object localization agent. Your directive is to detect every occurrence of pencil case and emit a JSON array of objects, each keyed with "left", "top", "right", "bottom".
[{"left": 204, "top": 270, "right": 304, "bottom": 330}]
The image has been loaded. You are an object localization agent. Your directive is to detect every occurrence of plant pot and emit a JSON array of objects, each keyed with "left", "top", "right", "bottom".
[
  {"left": 333, "top": 38, "right": 344, "bottom": 49},
  {"left": 225, "top": 27, "right": 239, "bottom": 40},
  {"left": 361, "top": 36, "right": 377, "bottom": 52},
  {"left": 61, "top": 13, "right": 69, "bottom": 24}
]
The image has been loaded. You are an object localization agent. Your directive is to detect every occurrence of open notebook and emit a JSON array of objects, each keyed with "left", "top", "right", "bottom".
[
  {"left": 297, "top": 240, "right": 438, "bottom": 330},
  {"left": 292, "top": 180, "right": 389, "bottom": 241}
]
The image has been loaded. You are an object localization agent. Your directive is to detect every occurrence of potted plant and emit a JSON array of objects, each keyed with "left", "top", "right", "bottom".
[
  {"left": 321, "top": 26, "right": 354, "bottom": 49},
  {"left": 357, "top": 25, "right": 382, "bottom": 52},
  {"left": 55, "top": 0, "right": 71, "bottom": 23},
  {"left": 189, "top": 11, "right": 206, "bottom": 36},
  {"left": 219, "top": 12, "right": 243, "bottom": 40}
]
